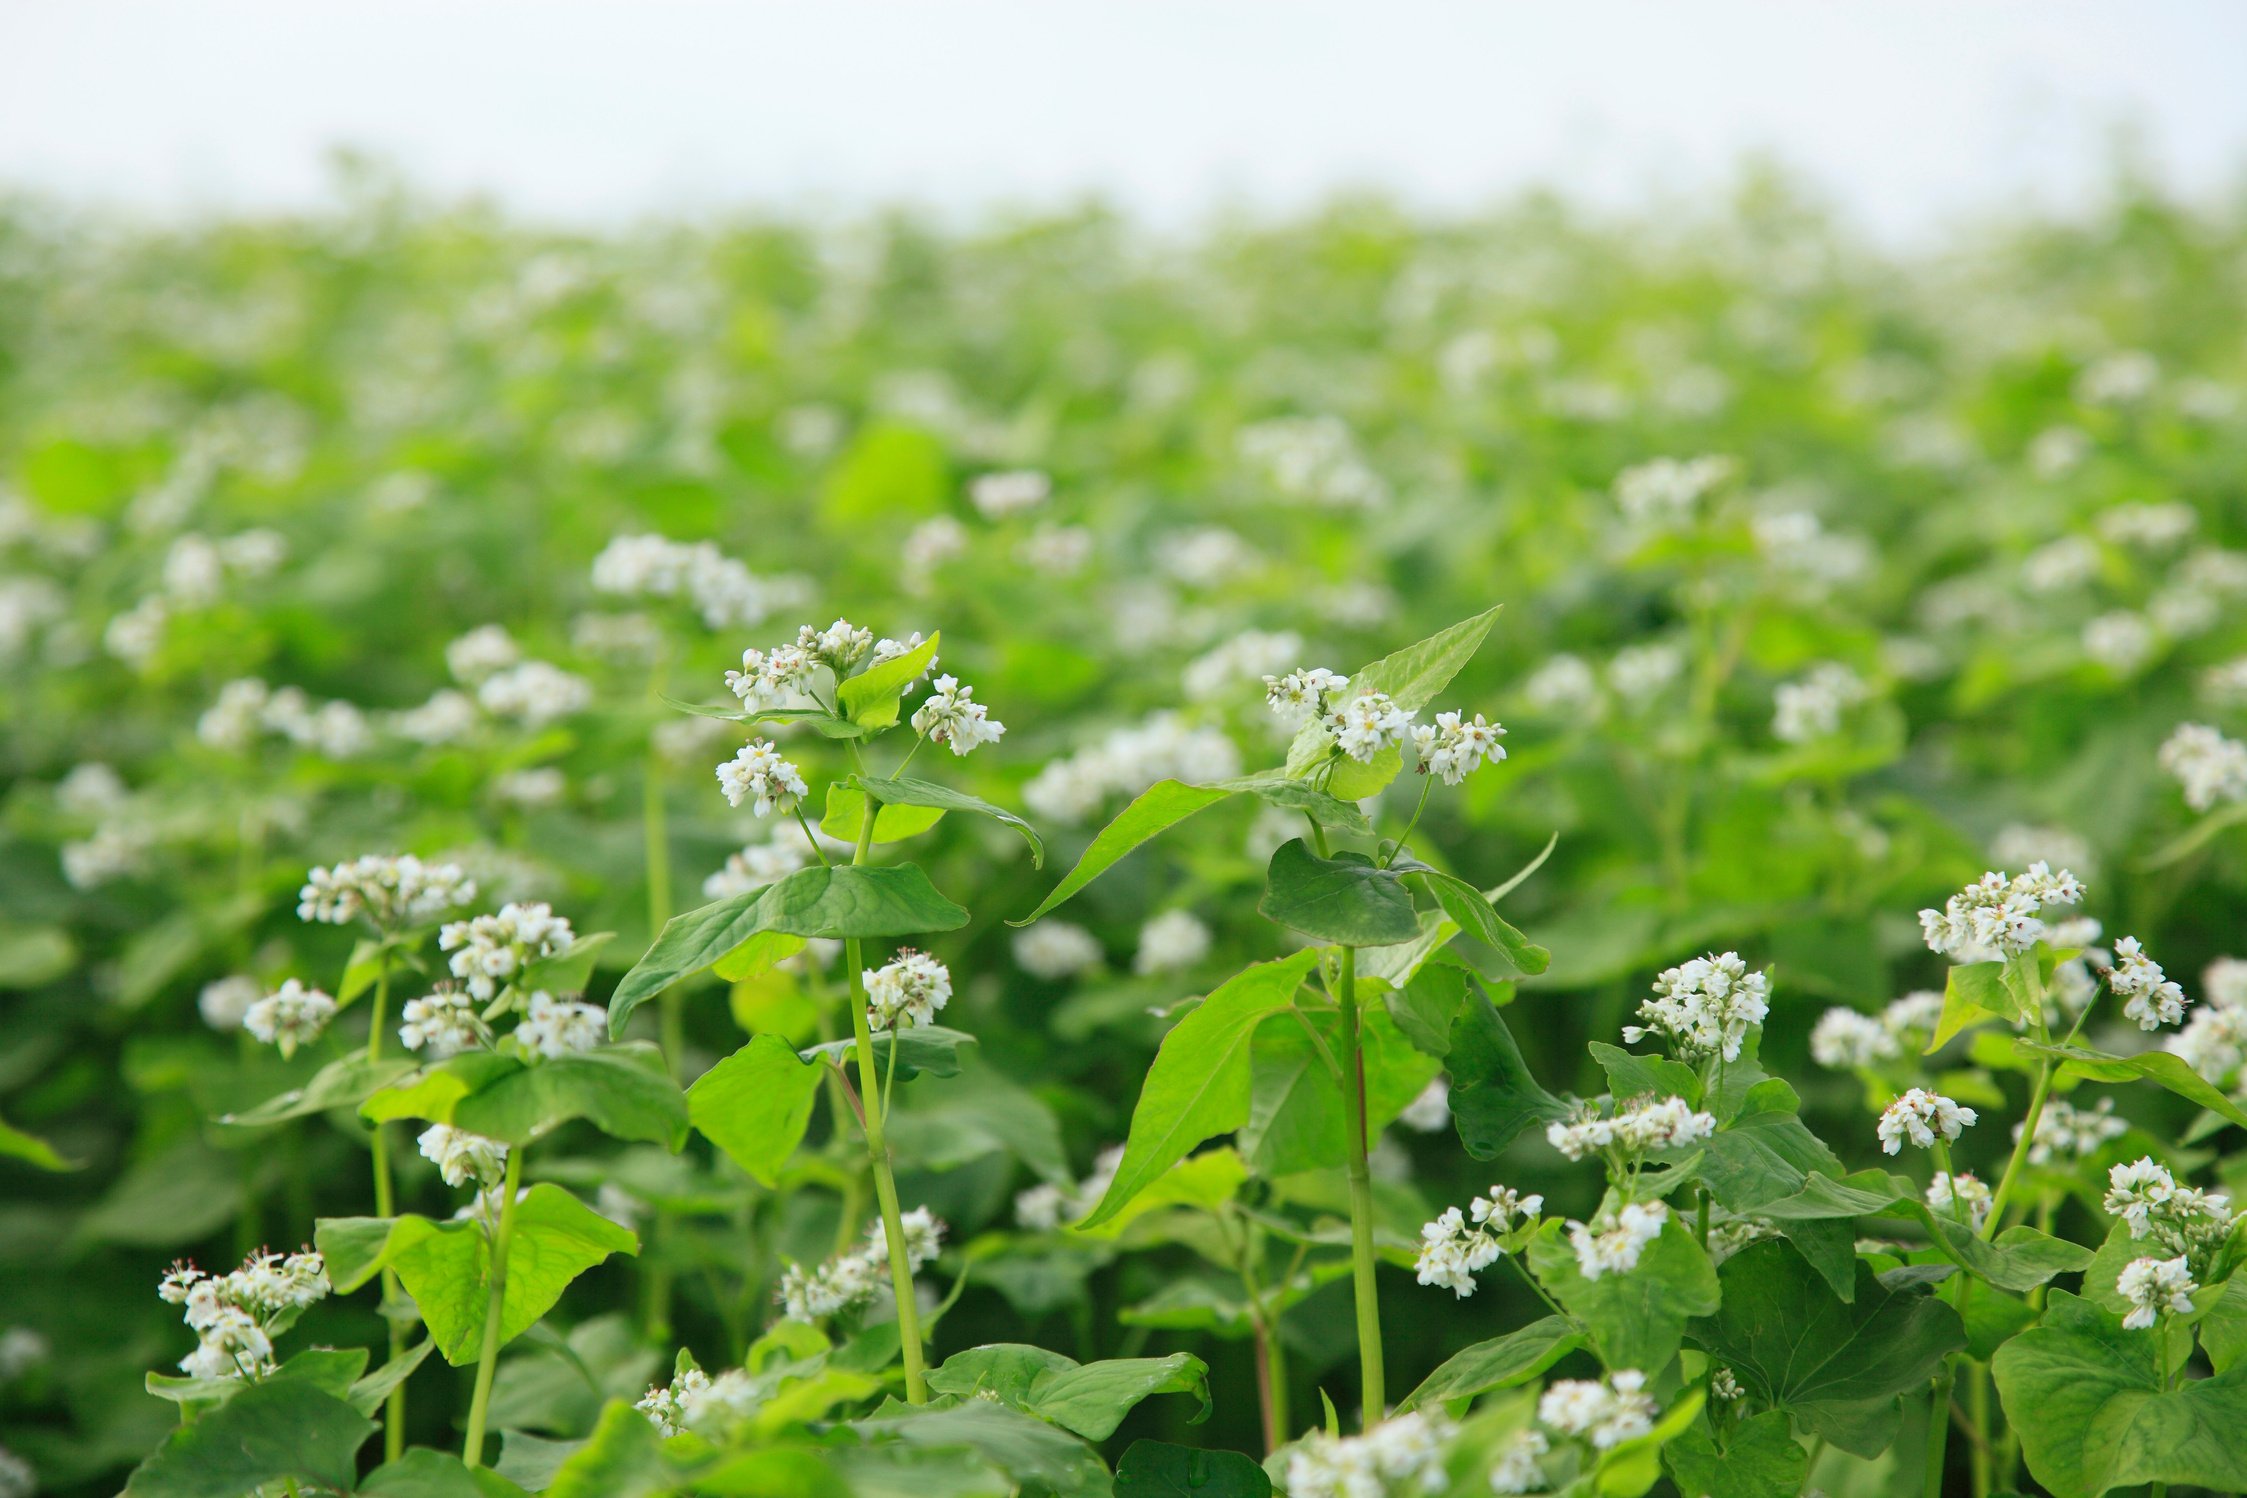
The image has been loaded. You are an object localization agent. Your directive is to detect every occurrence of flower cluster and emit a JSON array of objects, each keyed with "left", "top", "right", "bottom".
[
  {"left": 1614, "top": 454, "right": 1733, "bottom": 525},
  {"left": 157, "top": 1249, "right": 329, "bottom": 1380},
  {"left": 2104, "top": 1157, "right": 2236, "bottom": 1274},
  {"left": 1917, "top": 863, "right": 2086, "bottom": 961},
  {"left": 1487, "top": 1428, "right": 1552, "bottom": 1495},
  {"left": 1013, "top": 1145, "right": 1123, "bottom": 1232},
  {"left": 1282, "top": 1411, "right": 1454, "bottom": 1498},
  {"left": 1626, "top": 950, "right": 1769, "bottom": 1064},
  {"left": 417, "top": 1124, "right": 509, "bottom": 1189},
  {"left": 2107, "top": 936, "right": 2188, "bottom": 1030},
  {"left": 1877, "top": 1089, "right": 1977, "bottom": 1155},
  {"left": 775, "top": 1208, "right": 944, "bottom": 1322},
  {"left": 1537, "top": 1369, "right": 1659, "bottom": 1449},
  {"left": 968, "top": 469, "right": 1051, "bottom": 519},
  {"left": 864, "top": 950, "right": 951, "bottom": 1031},
  {"left": 398, "top": 983, "right": 480, "bottom": 1058},
  {"left": 715, "top": 738, "right": 810, "bottom": 817},
  {"left": 1565, "top": 1201, "right": 1671, "bottom": 1280},
  {"left": 1012, "top": 920, "right": 1104, "bottom": 980},
  {"left": 701, "top": 822, "right": 833, "bottom": 900},
  {"left": 910, "top": 674, "right": 1006, "bottom": 754},
  {"left": 298, "top": 853, "right": 476, "bottom": 929},
  {"left": 1264, "top": 667, "right": 1351, "bottom": 727},
  {"left": 1409, "top": 710, "right": 1506, "bottom": 785},
  {"left": 242, "top": 980, "right": 337, "bottom": 1058},
  {"left": 2017, "top": 1095, "right": 2129, "bottom": 1166},
  {"left": 1771, "top": 662, "right": 1869, "bottom": 744},
  {"left": 439, "top": 902, "right": 577, "bottom": 1002},
  {"left": 1021, "top": 711, "right": 1241, "bottom": 824},
  {"left": 1415, "top": 1185, "right": 1543, "bottom": 1297},
  {"left": 1926, "top": 1171, "right": 1993, "bottom": 1232},
  {"left": 2160, "top": 722, "right": 2247, "bottom": 811},
  {"left": 516, "top": 992, "right": 604, "bottom": 1058},
  {"left": 590, "top": 533, "right": 799, "bottom": 629},
  {"left": 1134, "top": 908, "right": 1212, "bottom": 975},
  {"left": 476, "top": 660, "right": 592, "bottom": 728},
  {"left": 635, "top": 1364, "right": 712, "bottom": 1436},
  {"left": 2117, "top": 1255, "right": 2197, "bottom": 1330},
  {"left": 196, "top": 678, "right": 374, "bottom": 758},
  {"left": 1546, "top": 1095, "right": 1714, "bottom": 1164}
]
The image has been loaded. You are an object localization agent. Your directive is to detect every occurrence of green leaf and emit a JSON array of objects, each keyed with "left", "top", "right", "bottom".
[
  {"left": 1407, "top": 869, "right": 1549, "bottom": 976},
  {"left": 2203, "top": 1276, "right": 2247, "bottom": 1374},
  {"left": 360, "top": 1448, "right": 535, "bottom": 1497},
  {"left": 838, "top": 629, "right": 941, "bottom": 728},
  {"left": 1113, "top": 1439, "right": 1272, "bottom": 1498},
  {"left": 147, "top": 1347, "right": 366, "bottom": 1415},
  {"left": 2017, "top": 1039, "right": 2247, "bottom": 1131},
  {"left": 1257, "top": 839, "right": 1419, "bottom": 946},
  {"left": 522, "top": 931, "right": 616, "bottom": 996},
  {"left": 1212, "top": 772, "right": 1371, "bottom": 834},
  {"left": 688, "top": 1034, "right": 825, "bottom": 1186},
  {"left": 1446, "top": 990, "right": 1569, "bottom": 1158},
  {"left": 1673, "top": 1086, "right": 1841, "bottom": 1213},
  {"left": 1690, "top": 1241, "right": 1965, "bottom": 1460},
  {"left": 1384, "top": 960, "right": 1479, "bottom": 1058},
  {"left": 1994, "top": 1289, "right": 2247, "bottom": 1498},
  {"left": 1068, "top": 1148, "right": 1249, "bottom": 1241},
  {"left": 220, "top": 1052, "right": 417, "bottom": 1126},
  {"left": 1078, "top": 951, "right": 1321, "bottom": 1228},
  {"left": 854, "top": 773, "right": 1043, "bottom": 866},
  {"left": 121, "top": 1377, "right": 374, "bottom": 1498},
  {"left": 1396, "top": 1316, "right": 1580, "bottom": 1412},
  {"left": 349, "top": 1337, "right": 436, "bottom": 1417},
  {"left": 1662, "top": 1410, "right": 1808, "bottom": 1498},
  {"left": 0, "top": 1113, "right": 72, "bottom": 1170},
  {"left": 1011, "top": 780, "right": 1233, "bottom": 925},
  {"left": 364, "top": 1045, "right": 689, "bottom": 1150},
  {"left": 713, "top": 929, "right": 806, "bottom": 982},
  {"left": 934, "top": 1349, "right": 1212, "bottom": 1441},
  {"left": 857, "top": 1398, "right": 1110, "bottom": 1496},
  {"left": 0, "top": 924, "right": 73, "bottom": 988},
  {"left": 1283, "top": 606, "right": 1503, "bottom": 795},
  {"left": 1930, "top": 961, "right": 2013, "bottom": 1051},
  {"left": 544, "top": 1399, "right": 673, "bottom": 1498},
  {"left": 610, "top": 865, "right": 969, "bottom": 1035},
  {"left": 1588, "top": 1043, "right": 1701, "bottom": 1106},
  {"left": 801, "top": 1025, "right": 976, "bottom": 1081},
  {"left": 1239, "top": 997, "right": 1438, "bottom": 1176},
  {"left": 661, "top": 696, "right": 870, "bottom": 737},
  {"left": 821, "top": 781, "right": 949, "bottom": 845},
  {"left": 318, "top": 1185, "right": 639, "bottom": 1365},
  {"left": 1526, "top": 1210, "right": 1720, "bottom": 1373}
]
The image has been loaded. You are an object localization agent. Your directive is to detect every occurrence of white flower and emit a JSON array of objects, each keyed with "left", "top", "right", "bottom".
[
  {"left": 2018, "top": 1096, "right": 2128, "bottom": 1166},
  {"left": 1262, "top": 666, "right": 1351, "bottom": 727},
  {"left": 1877, "top": 1089, "right": 1976, "bottom": 1154},
  {"left": 2169, "top": 1003, "right": 2247, "bottom": 1087},
  {"left": 2108, "top": 936, "right": 2188, "bottom": 1030},
  {"left": 2083, "top": 612, "right": 2156, "bottom": 674},
  {"left": 1237, "top": 415, "right": 1388, "bottom": 509},
  {"left": 1881, "top": 990, "right": 1946, "bottom": 1046},
  {"left": 1547, "top": 1095, "right": 1714, "bottom": 1162},
  {"left": 1324, "top": 689, "right": 1414, "bottom": 763},
  {"left": 1017, "top": 523, "right": 1094, "bottom": 575},
  {"left": 1614, "top": 454, "right": 1733, "bottom": 525},
  {"left": 1628, "top": 951, "right": 1768, "bottom": 1063},
  {"left": 516, "top": 992, "right": 604, "bottom": 1058},
  {"left": 2118, "top": 1255, "right": 2196, "bottom": 1330},
  {"left": 242, "top": 980, "right": 337, "bottom": 1058},
  {"left": 1927, "top": 1171, "right": 1993, "bottom": 1232},
  {"left": 1183, "top": 630, "right": 1303, "bottom": 703},
  {"left": 589, "top": 534, "right": 794, "bottom": 628},
  {"left": 1538, "top": 1369, "right": 1658, "bottom": 1448},
  {"left": 1488, "top": 1429, "right": 1549, "bottom": 1494},
  {"left": 55, "top": 762, "right": 127, "bottom": 816},
  {"left": 2076, "top": 351, "right": 2159, "bottom": 406},
  {"left": 60, "top": 822, "right": 151, "bottom": 889},
  {"left": 776, "top": 1208, "right": 945, "bottom": 1323},
  {"left": 477, "top": 661, "right": 593, "bottom": 727},
  {"left": 1520, "top": 653, "right": 1601, "bottom": 716},
  {"left": 1607, "top": 643, "right": 1683, "bottom": 705},
  {"left": 418, "top": 1124, "right": 509, "bottom": 1189},
  {"left": 197, "top": 975, "right": 261, "bottom": 1033},
  {"left": 1810, "top": 1007, "right": 1899, "bottom": 1068},
  {"left": 968, "top": 469, "right": 1050, "bottom": 519},
  {"left": 902, "top": 516, "right": 969, "bottom": 589},
  {"left": 392, "top": 689, "right": 481, "bottom": 745},
  {"left": 398, "top": 984, "right": 479, "bottom": 1058},
  {"left": 1134, "top": 910, "right": 1211, "bottom": 975},
  {"left": 2104, "top": 1157, "right": 2178, "bottom": 1236},
  {"left": 1918, "top": 865, "right": 2085, "bottom": 961},
  {"left": 494, "top": 767, "right": 567, "bottom": 808},
  {"left": 159, "top": 1248, "right": 328, "bottom": 1382},
  {"left": 1014, "top": 1183, "right": 1069, "bottom": 1232},
  {"left": 2022, "top": 535, "right": 2101, "bottom": 594},
  {"left": 438, "top": 902, "right": 577, "bottom": 1001},
  {"left": 1284, "top": 1412, "right": 1455, "bottom": 1498},
  {"left": 1013, "top": 922, "right": 1103, "bottom": 980},
  {"left": 864, "top": 950, "right": 951, "bottom": 1031},
  {"left": 636, "top": 1366, "right": 711, "bottom": 1436},
  {"left": 1415, "top": 1186, "right": 1542, "bottom": 1297},
  {"left": 1400, "top": 1077, "right": 1452, "bottom": 1133},
  {"left": 2159, "top": 723, "right": 2247, "bottom": 811},
  {"left": 1772, "top": 663, "right": 1868, "bottom": 744},
  {"left": 299, "top": 854, "right": 476, "bottom": 929},
  {"left": 1022, "top": 713, "right": 1242, "bottom": 824},
  {"left": 701, "top": 822, "right": 831, "bottom": 900},
  {"left": 0, "top": 1445, "right": 34, "bottom": 1498},
  {"left": 1411, "top": 710, "right": 1506, "bottom": 785},
  {"left": 910, "top": 674, "right": 1005, "bottom": 754},
  {"left": 1566, "top": 1201, "right": 1669, "bottom": 1280},
  {"left": 445, "top": 624, "right": 521, "bottom": 683},
  {"left": 715, "top": 739, "right": 809, "bottom": 817}
]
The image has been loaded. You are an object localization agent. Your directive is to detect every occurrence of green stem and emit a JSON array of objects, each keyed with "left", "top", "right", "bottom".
[
  {"left": 1924, "top": 1363, "right": 1953, "bottom": 1498},
  {"left": 1333, "top": 945, "right": 1386, "bottom": 1422},
  {"left": 841, "top": 762, "right": 928, "bottom": 1403},
  {"left": 1967, "top": 1360, "right": 1993, "bottom": 1498},
  {"left": 642, "top": 743, "right": 680, "bottom": 1343},
  {"left": 462, "top": 1146, "right": 525, "bottom": 1469},
  {"left": 1381, "top": 780, "right": 1433, "bottom": 868},
  {"left": 1981, "top": 1062, "right": 2055, "bottom": 1237},
  {"left": 366, "top": 954, "right": 407, "bottom": 1463}
]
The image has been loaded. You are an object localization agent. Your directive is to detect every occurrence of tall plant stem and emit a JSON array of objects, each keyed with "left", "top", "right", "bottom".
[
  {"left": 462, "top": 1146, "right": 525, "bottom": 1468},
  {"left": 1982, "top": 1060, "right": 2056, "bottom": 1236},
  {"left": 842, "top": 768, "right": 929, "bottom": 1403},
  {"left": 366, "top": 954, "right": 407, "bottom": 1462},
  {"left": 1924, "top": 1363, "right": 1953, "bottom": 1498},
  {"left": 640, "top": 742, "right": 680, "bottom": 1342},
  {"left": 1334, "top": 944, "right": 1386, "bottom": 1422}
]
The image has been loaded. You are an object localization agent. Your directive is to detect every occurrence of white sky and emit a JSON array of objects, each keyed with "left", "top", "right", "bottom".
[{"left": 2, "top": 1, "right": 2243, "bottom": 238}]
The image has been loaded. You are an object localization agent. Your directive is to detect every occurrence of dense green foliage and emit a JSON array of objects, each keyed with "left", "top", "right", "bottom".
[{"left": 5, "top": 176, "right": 2247, "bottom": 1496}]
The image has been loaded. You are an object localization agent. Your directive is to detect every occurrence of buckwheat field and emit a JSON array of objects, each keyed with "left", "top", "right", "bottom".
[{"left": 4, "top": 181, "right": 2247, "bottom": 1498}]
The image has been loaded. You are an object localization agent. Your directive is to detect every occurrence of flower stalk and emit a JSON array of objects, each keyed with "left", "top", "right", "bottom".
[{"left": 462, "top": 1145, "right": 526, "bottom": 1468}]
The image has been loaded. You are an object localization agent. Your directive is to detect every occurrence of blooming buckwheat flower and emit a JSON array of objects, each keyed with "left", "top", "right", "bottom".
[
  {"left": 1877, "top": 1089, "right": 1975, "bottom": 1154},
  {"left": 1325, "top": 690, "right": 1414, "bottom": 763},
  {"left": 444, "top": 624, "right": 520, "bottom": 683},
  {"left": 418, "top": 1124, "right": 509, "bottom": 1189},
  {"left": 1772, "top": 663, "right": 1868, "bottom": 743},
  {"left": 2018, "top": 1096, "right": 2128, "bottom": 1166},
  {"left": 197, "top": 975, "right": 261, "bottom": 1033},
  {"left": 1263, "top": 666, "right": 1350, "bottom": 727},
  {"left": 1488, "top": 1428, "right": 1550, "bottom": 1495},
  {"left": 1521, "top": 653, "right": 1602, "bottom": 717},
  {"left": 1614, "top": 454, "right": 1733, "bottom": 525},
  {"left": 2159, "top": 723, "right": 2247, "bottom": 812},
  {"left": 1547, "top": 1095, "right": 1714, "bottom": 1162},
  {"left": 636, "top": 1366, "right": 712, "bottom": 1436},
  {"left": 1411, "top": 710, "right": 1506, "bottom": 785},
  {"left": 1917, "top": 864, "right": 2084, "bottom": 961},
  {"left": 298, "top": 854, "right": 476, "bottom": 929},
  {"left": 910, "top": 674, "right": 1005, "bottom": 754},
  {"left": 2118, "top": 1255, "right": 2196, "bottom": 1330},
  {"left": 1628, "top": 951, "right": 1768, "bottom": 1063},
  {"left": 398, "top": 983, "right": 479, "bottom": 1058},
  {"left": 715, "top": 739, "right": 808, "bottom": 816},
  {"left": 1012, "top": 921, "right": 1103, "bottom": 980},
  {"left": 864, "top": 950, "right": 951, "bottom": 1031},
  {"left": 516, "top": 991, "right": 604, "bottom": 1058},
  {"left": 1567, "top": 1201, "right": 1669, "bottom": 1280},
  {"left": 1415, "top": 1185, "right": 1543, "bottom": 1297},
  {"left": 1539, "top": 1369, "right": 1658, "bottom": 1448},
  {"left": 1810, "top": 1007, "right": 1899, "bottom": 1068},
  {"left": 476, "top": 661, "right": 592, "bottom": 727},
  {"left": 968, "top": 469, "right": 1051, "bottom": 520},
  {"left": 1399, "top": 1077, "right": 1452, "bottom": 1133},
  {"left": 1134, "top": 909, "right": 1211, "bottom": 975},
  {"left": 242, "top": 980, "right": 337, "bottom": 1058},
  {"left": 1283, "top": 1411, "right": 1455, "bottom": 1498},
  {"left": 2107, "top": 936, "right": 2188, "bottom": 1030},
  {"left": 439, "top": 902, "right": 576, "bottom": 1002},
  {"left": 1927, "top": 1171, "right": 1992, "bottom": 1232}
]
